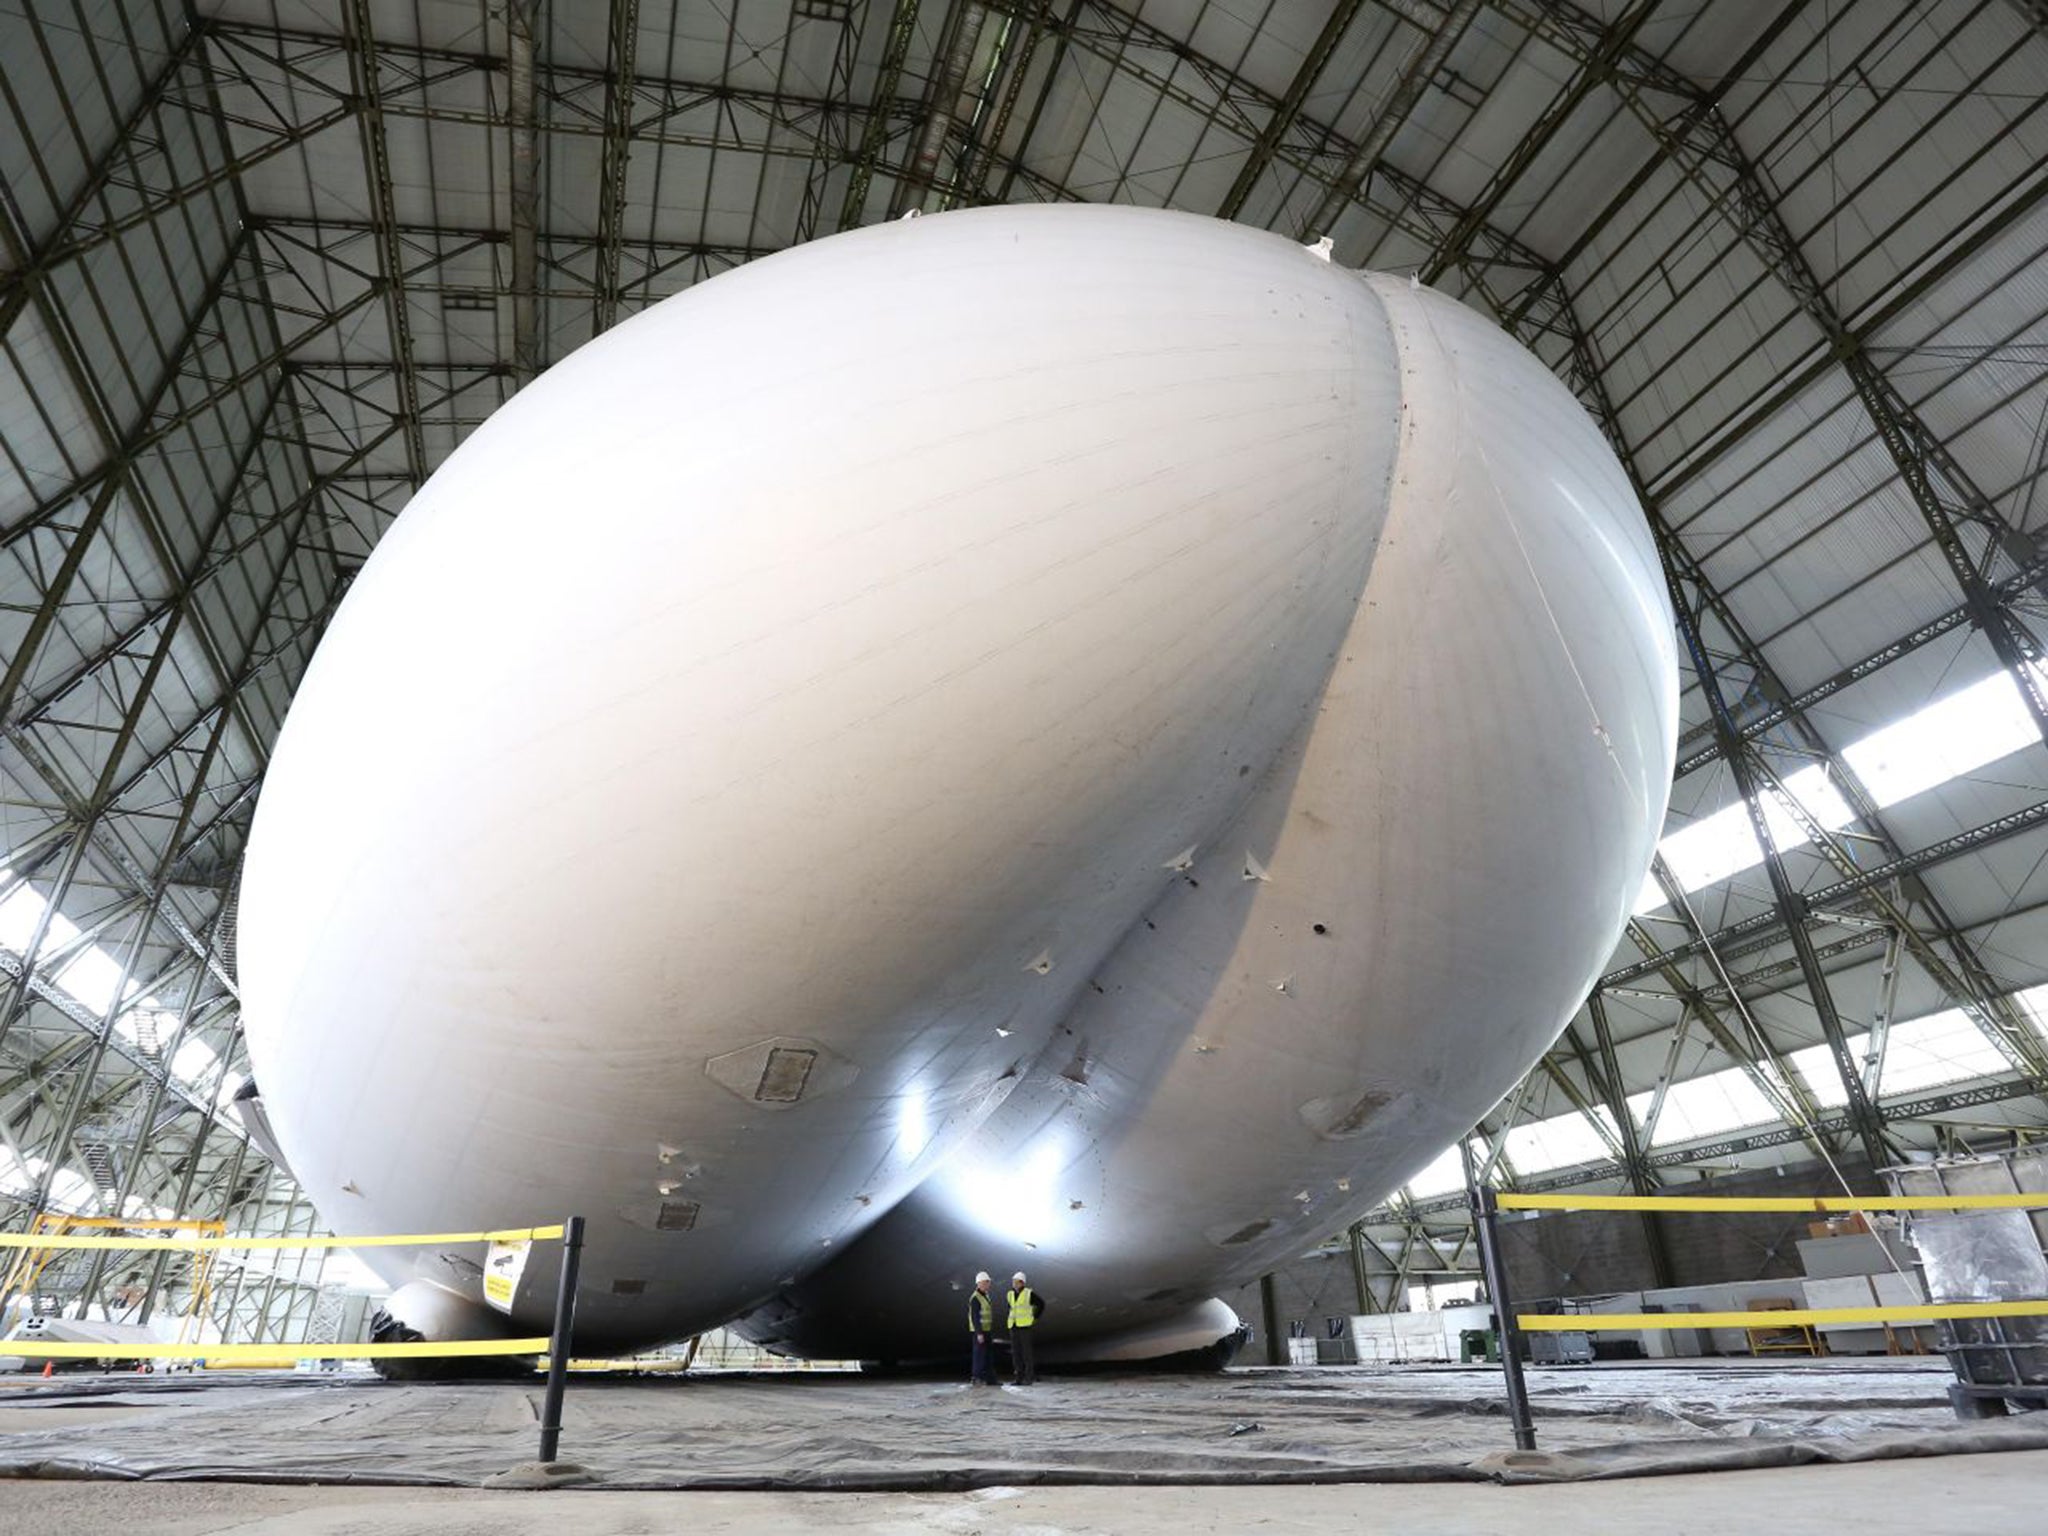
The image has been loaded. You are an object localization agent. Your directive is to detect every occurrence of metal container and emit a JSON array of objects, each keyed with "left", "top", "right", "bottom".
[{"left": 1886, "top": 1147, "right": 2048, "bottom": 1415}]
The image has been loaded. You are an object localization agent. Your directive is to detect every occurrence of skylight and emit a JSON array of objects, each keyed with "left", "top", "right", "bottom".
[
  {"left": 1629, "top": 1066, "right": 1779, "bottom": 1146},
  {"left": 1846, "top": 669, "right": 2042, "bottom": 805},
  {"left": 1501, "top": 1108, "right": 1619, "bottom": 1174},
  {"left": 1403, "top": 1144, "right": 1470, "bottom": 1199},
  {"left": 54, "top": 945, "right": 141, "bottom": 1016},
  {"left": 0, "top": 878, "right": 71, "bottom": 953},
  {"left": 1650, "top": 765, "right": 1855, "bottom": 900},
  {"left": 1638, "top": 665, "right": 2047, "bottom": 914},
  {"left": 1790, "top": 1008, "right": 2018, "bottom": 1107},
  {"left": 0, "top": 868, "right": 241, "bottom": 1114}
]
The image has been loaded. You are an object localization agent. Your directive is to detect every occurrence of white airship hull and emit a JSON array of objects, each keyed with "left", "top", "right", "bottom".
[{"left": 237, "top": 206, "right": 1675, "bottom": 1360}]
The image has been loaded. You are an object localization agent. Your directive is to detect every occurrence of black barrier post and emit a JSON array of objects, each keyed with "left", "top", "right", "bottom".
[
  {"left": 1473, "top": 1186, "right": 1537, "bottom": 1451},
  {"left": 537, "top": 1215, "right": 585, "bottom": 1464}
]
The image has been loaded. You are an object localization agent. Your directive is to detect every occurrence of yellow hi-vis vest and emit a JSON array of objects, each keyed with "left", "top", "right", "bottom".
[
  {"left": 968, "top": 1290, "right": 994, "bottom": 1331},
  {"left": 1007, "top": 1286, "right": 1036, "bottom": 1328}
]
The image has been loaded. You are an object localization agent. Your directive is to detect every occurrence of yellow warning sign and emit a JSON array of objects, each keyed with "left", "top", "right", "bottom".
[{"left": 483, "top": 1239, "right": 532, "bottom": 1312}]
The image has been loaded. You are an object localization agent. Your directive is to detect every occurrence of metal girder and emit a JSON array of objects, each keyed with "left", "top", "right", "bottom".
[
  {"left": 1670, "top": 555, "right": 1890, "bottom": 1167},
  {"left": 1618, "top": 888, "right": 1840, "bottom": 1162},
  {"left": 839, "top": 0, "right": 923, "bottom": 228},
  {"left": 1743, "top": 751, "right": 2048, "bottom": 1093},
  {"left": 991, "top": 0, "right": 1079, "bottom": 205},
  {"left": 69, "top": 892, "right": 233, "bottom": 1310},
  {"left": 0, "top": 377, "right": 319, "bottom": 1059},
  {"left": 340, "top": 0, "right": 425, "bottom": 483},
  {"left": 792, "top": 0, "right": 869, "bottom": 242},
  {"left": 593, "top": 0, "right": 640, "bottom": 332},
  {"left": 17, "top": 697, "right": 237, "bottom": 1219},
  {"left": 1647, "top": 156, "right": 2048, "bottom": 510},
  {"left": 1526, "top": 0, "right": 2048, "bottom": 742},
  {"left": 0, "top": 91, "right": 351, "bottom": 315},
  {"left": 1419, "top": 0, "right": 1664, "bottom": 283},
  {"left": 1214, "top": 0, "right": 1368, "bottom": 221},
  {"left": 1608, "top": 795, "right": 2048, "bottom": 986},
  {"left": 1672, "top": 549, "right": 2048, "bottom": 778},
  {"left": 1584, "top": 995, "right": 1664, "bottom": 1219},
  {"left": 0, "top": 24, "right": 205, "bottom": 338},
  {"left": 1389, "top": 1075, "right": 2048, "bottom": 1220},
  {"left": 892, "top": 1, "right": 995, "bottom": 216},
  {"left": 0, "top": 230, "right": 247, "bottom": 723},
  {"left": 959, "top": 0, "right": 1054, "bottom": 205},
  {"left": 508, "top": 0, "right": 542, "bottom": 383},
  {"left": 3, "top": 262, "right": 383, "bottom": 556},
  {"left": 1295, "top": 0, "right": 1483, "bottom": 240}
]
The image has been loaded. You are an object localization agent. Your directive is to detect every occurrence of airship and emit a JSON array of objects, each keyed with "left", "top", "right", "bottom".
[{"left": 236, "top": 204, "right": 1676, "bottom": 1367}]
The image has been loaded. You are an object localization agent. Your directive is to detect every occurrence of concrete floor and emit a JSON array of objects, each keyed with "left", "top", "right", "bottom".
[{"left": 0, "top": 1451, "right": 2042, "bottom": 1534}]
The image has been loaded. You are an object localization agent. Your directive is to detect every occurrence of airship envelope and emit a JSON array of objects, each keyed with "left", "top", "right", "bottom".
[{"left": 238, "top": 205, "right": 1677, "bottom": 1363}]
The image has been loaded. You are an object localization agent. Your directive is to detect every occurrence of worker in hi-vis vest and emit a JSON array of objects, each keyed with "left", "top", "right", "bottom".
[
  {"left": 1005, "top": 1270, "right": 1046, "bottom": 1385},
  {"left": 967, "top": 1271, "right": 1000, "bottom": 1386}
]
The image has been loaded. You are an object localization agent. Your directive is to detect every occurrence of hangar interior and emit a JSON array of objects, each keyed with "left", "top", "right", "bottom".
[{"left": 2, "top": 0, "right": 2047, "bottom": 1370}]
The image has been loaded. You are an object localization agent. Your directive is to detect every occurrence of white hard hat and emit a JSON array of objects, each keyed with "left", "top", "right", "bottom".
[
  {"left": 975, "top": 1271, "right": 991, "bottom": 1284},
  {"left": 1012, "top": 1271, "right": 1027, "bottom": 1283}
]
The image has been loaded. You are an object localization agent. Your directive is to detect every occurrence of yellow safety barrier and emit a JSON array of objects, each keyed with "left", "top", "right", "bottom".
[
  {"left": 1496, "top": 1192, "right": 2045, "bottom": 1213},
  {"left": 0, "top": 1224, "right": 565, "bottom": 1251},
  {"left": 1, "top": 1212, "right": 589, "bottom": 1461},
  {"left": 1471, "top": 1184, "right": 2048, "bottom": 1452},
  {"left": 2, "top": 1338, "right": 553, "bottom": 1361},
  {"left": 1516, "top": 1299, "right": 2048, "bottom": 1331}
]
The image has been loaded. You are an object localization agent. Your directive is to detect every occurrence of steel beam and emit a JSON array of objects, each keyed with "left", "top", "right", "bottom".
[
  {"left": 0, "top": 25, "right": 205, "bottom": 337},
  {"left": 1295, "top": 0, "right": 1483, "bottom": 240},
  {"left": 1528, "top": 0, "right": 2048, "bottom": 741},
  {"left": 509, "top": 0, "right": 543, "bottom": 383},
  {"left": 1419, "top": 0, "right": 1663, "bottom": 283},
  {"left": 840, "top": 0, "right": 922, "bottom": 228},
  {"left": 1214, "top": 0, "right": 1368, "bottom": 221},
  {"left": 1672, "top": 558, "right": 1890, "bottom": 1167},
  {"left": 1607, "top": 795, "right": 2048, "bottom": 987},
  {"left": 593, "top": 0, "right": 640, "bottom": 331}
]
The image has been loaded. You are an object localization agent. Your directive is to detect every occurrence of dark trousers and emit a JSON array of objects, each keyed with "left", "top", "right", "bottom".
[
  {"left": 970, "top": 1331, "right": 997, "bottom": 1384},
  {"left": 1010, "top": 1327, "right": 1036, "bottom": 1384}
]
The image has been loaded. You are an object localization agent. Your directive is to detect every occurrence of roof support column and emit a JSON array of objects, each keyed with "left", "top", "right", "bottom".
[
  {"left": 1669, "top": 553, "right": 1891, "bottom": 1170},
  {"left": 340, "top": 0, "right": 425, "bottom": 484},
  {"left": 1587, "top": 994, "right": 1675, "bottom": 1286},
  {"left": 593, "top": 0, "right": 639, "bottom": 332},
  {"left": 508, "top": 0, "right": 543, "bottom": 386}
]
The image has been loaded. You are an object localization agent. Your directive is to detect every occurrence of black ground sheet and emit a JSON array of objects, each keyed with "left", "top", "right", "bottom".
[{"left": 2, "top": 1360, "right": 2044, "bottom": 1489}]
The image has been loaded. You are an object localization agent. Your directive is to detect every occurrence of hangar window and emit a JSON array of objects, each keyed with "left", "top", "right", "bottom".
[
  {"left": 1790, "top": 1010, "right": 2015, "bottom": 1107},
  {"left": 1407, "top": 1278, "right": 1481, "bottom": 1311},
  {"left": 1637, "top": 664, "right": 2048, "bottom": 915},
  {"left": 53, "top": 946, "right": 142, "bottom": 1016},
  {"left": 1639, "top": 764, "right": 1854, "bottom": 911},
  {"left": 1844, "top": 669, "right": 2043, "bottom": 806},
  {"left": 0, "top": 869, "right": 249, "bottom": 1114},
  {"left": 1403, "top": 1143, "right": 1473, "bottom": 1199},
  {"left": 1630, "top": 1067, "right": 1778, "bottom": 1147},
  {"left": 1501, "top": 1109, "right": 1619, "bottom": 1175}
]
